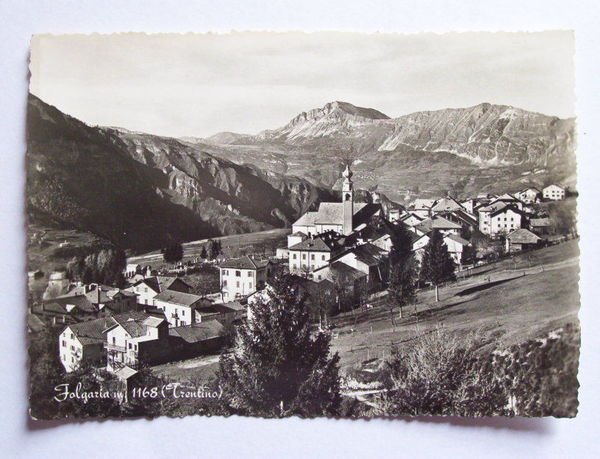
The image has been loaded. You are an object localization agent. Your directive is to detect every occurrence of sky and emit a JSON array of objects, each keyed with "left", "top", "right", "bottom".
[{"left": 30, "top": 31, "right": 575, "bottom": 138}]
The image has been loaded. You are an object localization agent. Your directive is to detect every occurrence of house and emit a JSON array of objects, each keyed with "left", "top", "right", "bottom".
[
  {"left": 329, "top": 243, "right": 388, "bottom": 291},
  {"left": 168, "top": 320, "right": 227, "bottom": 357},
  {"left": 195, "top": 301, "right": 245, "bottom": 325},
  {"left": 104, "top": 311, "right": 170, "bottom": 371},
  {"left": 411, "top": 232, "right": 469, "bottom": 267},
  {"left": 247, "top": 278, "right": 336, "bottom": 323},
  {"left": 125, "top": 276, "right": 193, "bottom": 307},
  {"left": 288, "top": 232, "right": 343, "bottom": 275},
  {"left": 59, "top": 317, "right": 114, "bottom": 372},
  {"left": 313, "top": 261, "right": 368, "bottom": 304},
  {"left": 411, "top": 198, "right": 436, "bottom": 219},
  {"left": 415, "top": 215, "right": 463, "bottom": 236},
  {"left": 291, "top": 165, "right": 381, "bottom": 237},
  {"left": 443, "top": 234, "right": 471, "bottom": 266},
  {"left": 57, "top": 283, "right": 138, "bottom": 314},
  {"left": 153, "top": 290, "right": 209, "bottom": 327},
  {"left": 515, "top": 187, "right": 541, "bottom": 204},
  {"left": 529, "top": 217, "right": 552, "bottom": 235},
  {"left": 218, "top": 256, "right": 272, "bottom": 301},
  {"left": 505, "top": 228, "right": 541, "bottom": 253},
  {"left": 543, "top": 184, "right": 566, "bottom": 201},
  {"left": 437, "top": 209, "right": 477, "bottom": 231},
  {"left": 478, "top": 202, "right": 523, "bottom": 237}
]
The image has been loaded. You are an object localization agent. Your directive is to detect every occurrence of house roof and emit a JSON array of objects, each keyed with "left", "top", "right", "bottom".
[
  {"left": 445, "top": 233, "right": 470, "bottom": 246},
  {"left": 49, "top": 294, "right": 97, "bottom": 313},
  {"left": 490, "top": 204, "right": 523, "bottom": 218},
  {"left": 327, "top": 261, "right": 368, "bottom": 282},
  {"left": 68, "top": 317, "right": 117, "bottom": 344},
  {"left": 114, "top": 366, "right": 138, "bottom": 380},
  {"left": 415, "top": 216, "right": 462, "bottom": 233},
  {"left": 507, "top": 228, "right": 541, "bottom": 244},
  {"left": 169, "top": 320, "right": 225, "bottom": 343},
  {"left": 413, "top": 198, "right": 436, "bottom": 210},
  {"left": 543, "top": 184, "right": 565, "bottom": 191},
  {"left": 289, "top": 236, "right": 338, "bottom": 252},
  {"left": 431, "top": 197, "right": 465, "bottom": 213},
  {"left": 478, "top": 201, "right": 508, "bottom": 214},
  {"left": 105, "top": 310, "right": 166, "bottom": 337},
  {"left": 339, "top": 243, "right": 387, "bottom": 267},
  {"left": 154, "top": 290, "right": 205, "bottom": 308},
  {"left": 219, "top": 255, "right": 270, "bottom": 270}
]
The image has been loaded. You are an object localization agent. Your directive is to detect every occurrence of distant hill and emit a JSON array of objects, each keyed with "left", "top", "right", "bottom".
[
  {"left": 26, "top": 95, "right": 334, "bottom": 252},
  {"left": 195, "top": 101, "right": 576, "bottom": 202}
]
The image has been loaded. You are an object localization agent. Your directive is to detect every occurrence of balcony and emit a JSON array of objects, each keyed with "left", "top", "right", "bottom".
[{"left": 105, "top": 343, "right": 127, "bottom": 352}]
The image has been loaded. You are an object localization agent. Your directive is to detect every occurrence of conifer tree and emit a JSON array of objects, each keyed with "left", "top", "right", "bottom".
[
  {"left": 387, "top": 221, "right": 417, "bottom": 318},
  {"left": 419, "top": 230, "right": 456, "bottom": 302},
  {"left": 217, "top": 276, "right": 341, "bottom": 417}
]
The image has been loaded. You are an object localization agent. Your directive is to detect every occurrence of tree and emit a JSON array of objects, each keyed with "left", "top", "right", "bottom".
[
  {"left": 419, "top": 230, "right": 456, "bottom": 302},
  {"left": 199, "top": 245, "right": 208, "bottom": 260},
  {"left": 387, "top": 221, "right": 417, "bottom": 318},
  {"left": 379, "top": 329, "right": 504, "bottom": 416},
  {"left": 163, "top": 241, "right": 184, "bottom": 264},
  {"left": 210, "top": 239, "right": 221, "bottom": 260},
  {"left": 218, "top": 276, "right": 341, "bottom": 417}
]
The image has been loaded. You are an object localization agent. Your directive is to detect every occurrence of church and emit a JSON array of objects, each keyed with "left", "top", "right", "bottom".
[{"left": 290, "top": 164, "right": 381, "bottom": 239}]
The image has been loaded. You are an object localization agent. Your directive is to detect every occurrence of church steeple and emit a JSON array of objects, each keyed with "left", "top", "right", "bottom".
[{"left": 342, "top": 164, "right": 354, "bottom": 235}]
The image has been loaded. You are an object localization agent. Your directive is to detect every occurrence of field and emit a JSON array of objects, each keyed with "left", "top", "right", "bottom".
[
  {"left": 331, "top": 240, "right": 579, "bottom": 372},
  {"left": 148, "top": 239, "right": 580, "bottom": 386},
  {"left": 128, "top": 228, "right": 290, "bottom": 268}
]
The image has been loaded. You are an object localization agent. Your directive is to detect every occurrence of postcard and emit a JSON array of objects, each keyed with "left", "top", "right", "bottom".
[{"left": 27, "top": 31, "right": 578, "bottom": 420}]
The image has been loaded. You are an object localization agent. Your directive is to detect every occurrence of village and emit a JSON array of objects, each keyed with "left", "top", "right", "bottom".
[{"left": 28, "top": 164, "right": 576, "bottom": 392}]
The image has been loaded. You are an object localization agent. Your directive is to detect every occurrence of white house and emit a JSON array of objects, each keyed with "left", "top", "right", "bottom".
[
  {"left": 288, "top": 232, "right": 343, "bottom": 275},
  {"left": 59, "top": 318, "right": 112, "bottom": 373},
  {"left": 104, "top": 311, "right": 169, "bottom": 371},
  {"left": 218, "top": 256, "right": 271, "bottom": 302},
  {"left": 478, "top": 203, "right": 523, "bottom": 237},
  {"left": 330, "top": 244, "right": 388, "bottom": 291},
  {"left": 515, "top": 187, "right": 541, "bottom": 204},
  {"left": 411, "top": 233, "right": 469, "bottom": 267},
  {"left": 543, "top": 184, "right": 566, "bottom": 201},
  {"left": 125, "top": 276, "right": 193, "bottom": 307},
  {"left": 153, "top": 290, "right": 208, "bottom": 327}
]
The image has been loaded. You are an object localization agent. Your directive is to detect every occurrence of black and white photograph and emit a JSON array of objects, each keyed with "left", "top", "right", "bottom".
[{"left": 25, "top": 31, "right": 580, "bottom": 421}]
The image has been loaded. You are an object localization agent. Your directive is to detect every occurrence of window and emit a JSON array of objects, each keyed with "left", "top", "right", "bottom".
[
  {"left": 70, "top": 345, "right": 75, "bottom": 351},
  {"left": 223, "top": 280, "right": 227, "bottom": 287},
  {"left": 302, "top": 253, "right": 306, "bottom": 260},
  {"left": 62, "top": 340, "right": 66, "bottom": 347},
  {"left": 181, "top": 309, "right": 185, "bottom": 316},
  {"left": 235, "top": 271, "right": 241, "bottom": 277},
  {"left": 70, "top": 333, "right": 74, "bottom": 339},
  {"left": 311, "top": 254, "right": 315, "bottom": 261},
  {"left": 62, "top": 354, "right": 66, "bottom": 361},
  {"left": 293, "top": 264, "right": 297, "bottom": 270},
  {"left": 293, "top": 253, "right": 297, "bottom": 260},
  {"left": 322, "top": 255, "right": 326, "bottom": 261},
  {"left": 236, "top": 281, "right": 240, "bottom": 288},
  {"left": 112, "top": 337, "right": 116, "bottom": 345},
  {"left": 248, "top": 271, "right": 252, "bottom": 277},
  {"left": 128, "top": 343, "right": 132, "bottom": 350},
  {"left": 134, "top": 344, "right": 138, "bottom": 351},
  {"left": 249, "top": 282, "right": 253, "bottom": 290}
]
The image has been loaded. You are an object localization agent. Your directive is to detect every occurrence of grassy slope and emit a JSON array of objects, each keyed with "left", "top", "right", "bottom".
[{"left": 331, "top": 240, "right": 579, "bottom": 372}]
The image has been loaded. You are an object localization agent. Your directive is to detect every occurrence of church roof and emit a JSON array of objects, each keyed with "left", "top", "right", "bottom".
[
  {"left": 314, "top": 202, "right": 369, "bottom": 225},
  {"left": 293, "top": 211, "right": 319, "bottom": 227}
]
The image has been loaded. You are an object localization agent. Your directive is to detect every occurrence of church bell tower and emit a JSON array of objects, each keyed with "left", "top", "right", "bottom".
[{"left": 342, "top": 164, "right": 354, "bottom": 235}]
